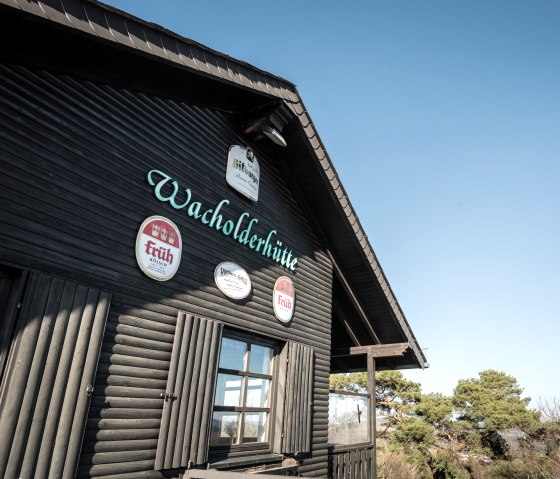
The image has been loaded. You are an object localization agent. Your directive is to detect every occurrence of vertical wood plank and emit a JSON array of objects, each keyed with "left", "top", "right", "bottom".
[
  {"left": 195, "top": 320, "right": 222, "bottom": 464},
  {"left": 64, "top": 290, "right": 111, "bottom": 478},
  {"left": 155, "top": 314, "right": 222, "bottom": 469},
  {"left": 272, "top": 341, "right": 288, "bottom": 454},
  {"left": 50, "top": 287, "right": 99, "bottom": 476},
  {"left": 6, "top": 275, "right": 59, "bottom": 478},
  {"left": 35, "top": 285, "right": 87, "bottom": 477},
  {"left": 176, "top": 319, "right": 207, "bottom": 468},
  {"left": 21, "top": 281, "right": 75, "bottom": 473},
  {"left": 0, "top": 273, "right": 48, "bottom": 477},
  {"left": 154, "top": 312, "right": 185, "bottom": 470},
  {"left": 0, "top": 269, "right": 27, "bottom": 388},
  {"left": 280, "top": 342, "right": 314, "bottom": 455},
  {"left": 305, "top": 348, "right": 314, "bottom": 453},
  {"left": 35, "top": 285, "right": 88, "bottom": 478},
  {"left": 0, "top": 273, "right": 111, "bottom": 479},
  {"left": 167, "top": 314, "right": 197, "bottom": 469},
  {"left": 192, "top": 320, "right": 215, "bottom": 461}
]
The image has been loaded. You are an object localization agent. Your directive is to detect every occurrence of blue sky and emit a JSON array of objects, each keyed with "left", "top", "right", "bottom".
[{"left": 102, "top": 1, "right": 560, "bottom": 407}]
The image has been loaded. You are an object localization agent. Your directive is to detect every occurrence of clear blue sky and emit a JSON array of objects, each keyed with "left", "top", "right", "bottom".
[{"left": 102, "top": 1, "right": 560, "bottom": 407}]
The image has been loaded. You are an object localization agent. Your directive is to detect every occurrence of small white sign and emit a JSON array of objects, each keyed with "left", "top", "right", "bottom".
[
  {"left": 273, "top": 276, "right": 295, "bottom": 323},
  {"left": 214, "top": 261, "right": 252, "bottom": 300},
  {"left": 226, "top": 145, "right": 260, "bottom": 202},
  {"left": 136, "top": 216, "right": 182, "bottom": 281}
]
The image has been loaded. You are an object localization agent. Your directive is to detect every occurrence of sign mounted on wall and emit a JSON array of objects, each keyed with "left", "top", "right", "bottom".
[
  {"left": 214, "top": 261, "right": 252, "bottom": 300},
  {"left": 136, "top": 216, "right": 182, "bottom": 281},
  {"left": 273, "top": 276, "right": 295, "bottom": 323},
  {"left": 147, "top": 169, "right": 298, "bottom": 271},
  {"left": 226, "top": 145, "right": 260, "bottom": 202}
]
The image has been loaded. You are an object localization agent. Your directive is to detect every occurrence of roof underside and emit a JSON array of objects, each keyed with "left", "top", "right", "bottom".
[{"left": 0, "top": 0, "right": 426, "bottom": 369}]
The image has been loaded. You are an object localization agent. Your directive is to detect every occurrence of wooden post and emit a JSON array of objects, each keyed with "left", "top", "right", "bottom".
[{"left": 367, "top": 353, "right": 376, "bottom": 478}]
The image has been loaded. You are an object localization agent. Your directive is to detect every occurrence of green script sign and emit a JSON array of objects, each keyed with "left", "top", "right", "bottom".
[{"left": 147, "top": 170, "right": 298, "bottom": 271}]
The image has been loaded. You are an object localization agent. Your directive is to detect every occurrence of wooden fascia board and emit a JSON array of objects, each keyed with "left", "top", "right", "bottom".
[{"left": 331, "top": 342, "right": 410, "bottom": 359}]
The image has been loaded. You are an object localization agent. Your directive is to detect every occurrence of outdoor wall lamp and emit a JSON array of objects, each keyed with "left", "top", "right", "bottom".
[
  {"left": 259, "top": 124, "right": 287, "bottom": 147},
  {"left": 242, "top": 101, "right": 292, "bottom": 147}
]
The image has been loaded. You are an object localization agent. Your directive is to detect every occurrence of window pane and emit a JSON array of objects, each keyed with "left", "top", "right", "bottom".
[
  {"left": 246, "top": 377, "right": 270, "bottom": 408},
  {"left": 328, "top": 393, "right": 369, "bottom": 445},
  {"left": 211, "top": 412, "right": 239, "bottom": 446},
  {"left": 248, "top": 344, "right": 272, "bottom": 374},
  {"left": 219, "top": 338, "right": 247, "bottom": 371},
  {"left": 243, "top": 413, "right": 267, "bottom": 443},
  {"left": 215, "top": 373, "right": 242, "bottom": 406},
  {"left": 219, "top": 337, "right": 247, "bottom": 371}
]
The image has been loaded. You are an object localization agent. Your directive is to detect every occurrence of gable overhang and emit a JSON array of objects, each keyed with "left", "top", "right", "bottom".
[{"left": 0, "top": 0, "right": 426, "bottom": 370}]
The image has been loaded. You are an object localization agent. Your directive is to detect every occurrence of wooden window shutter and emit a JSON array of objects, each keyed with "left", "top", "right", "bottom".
[
  {"left": 274, "top": 341, "right": 314, "bottom": 455},
  {"left": 0, "top": 273, "right": 111, "bottom": 479},
  {"left": 0, "top": 268, "right": 27, "bottom": 385},
  {"left": 155, "top": 313, "right": 223, "bottom": 470}
]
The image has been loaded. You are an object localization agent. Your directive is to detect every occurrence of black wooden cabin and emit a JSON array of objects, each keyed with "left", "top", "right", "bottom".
[{"left": 0, "top": 1, "right": 426, "bottom": 478}]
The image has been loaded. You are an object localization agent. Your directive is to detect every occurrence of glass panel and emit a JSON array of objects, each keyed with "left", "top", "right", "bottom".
[
  {"left": 215, "top": 373, "right": 242, "bottom": 406},
  {"left": 246, "top": 377, "right": 270, "bottom": 408},
  {"left": 328, "top": 393, "right": 369, "bottom": 445},
  {"left": 210, "top": 411, "right": 240, "bottom": 446},
  {"left": 242, "top": 413, "right": 267, "bottom": 443},
  {"left": 219, "top": 337, "right": 247, "bottom": 371},
  {"left": 248, "top": 344, "right": 272, "bottom": 374}
]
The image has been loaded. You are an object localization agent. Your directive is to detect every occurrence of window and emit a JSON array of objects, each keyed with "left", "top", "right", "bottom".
[
  {"left": 328, "top": 373, "right": 371, "bottom": 446},
  {"left": 210, "top": 334, "right": 275, "bottom": 447},
  {"left": 328, "top": 391, "right": 369, "bottom": 445}
]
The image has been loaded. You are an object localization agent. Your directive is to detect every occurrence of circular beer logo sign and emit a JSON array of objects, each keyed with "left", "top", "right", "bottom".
[
  {"left": 136, "top": 216, "right": 182, "bottom": 281},
  {"left": 214, "top": 261, "right": 252, "bottom": 300},
  {"left": 273, "top": 276, "right": 295, "bottom": 323}
]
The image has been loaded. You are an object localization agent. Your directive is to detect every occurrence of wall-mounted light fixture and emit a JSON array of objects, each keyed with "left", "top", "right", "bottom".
[
  {"left": 260, "top": 125, "right": 287, "bottom": 147},
  {"left": 242, "top": 102, "right": 292, "bottom": 147}
]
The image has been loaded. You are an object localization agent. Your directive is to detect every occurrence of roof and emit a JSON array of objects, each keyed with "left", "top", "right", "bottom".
[{"left": 0, "top": 0, "right": 426, "bottom": 369}]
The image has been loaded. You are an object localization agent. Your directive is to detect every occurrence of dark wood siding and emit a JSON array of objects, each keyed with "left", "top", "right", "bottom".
[
  {"left": 77, "top": 301, "right": 174, "bottom": 478},
  {"left": 0, "top": 63, "right": 333, "bottom": 477}
]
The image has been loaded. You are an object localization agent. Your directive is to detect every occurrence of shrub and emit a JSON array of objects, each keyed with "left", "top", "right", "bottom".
[{"left": 377, "top": 447, "right": 424, "bottom": 479}]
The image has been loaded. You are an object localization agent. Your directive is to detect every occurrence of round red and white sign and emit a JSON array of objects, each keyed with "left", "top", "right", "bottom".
[
  {"left": 214, "top": 261, "right": 252, "bottom": 300},
  {"left": 273, "top": 276, "right": 295, "bottom": 323},
  {"left": 135, "top": 216, "right": 182, "bottom": 281}
]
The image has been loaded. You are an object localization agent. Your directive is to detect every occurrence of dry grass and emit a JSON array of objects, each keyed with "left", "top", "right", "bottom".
[{"left": 377, "top": 444, "right": 424, "bottom": 479}]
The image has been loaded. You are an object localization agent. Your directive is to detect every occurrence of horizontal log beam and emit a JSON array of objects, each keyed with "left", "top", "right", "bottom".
[
  {"left": 331, "top": 342, "right": 409, "bottom": 358},
  {"left": 185, "top": 466, "right": 302, "bottom": 479}
]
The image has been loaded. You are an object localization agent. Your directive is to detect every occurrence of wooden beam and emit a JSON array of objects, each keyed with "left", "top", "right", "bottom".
[
  {"left": 185, "top": 465, "right": 299, "bottom": 478},
  {"left": 329, "top": 253, "right": 381, "bottom": 345},
  {"left": 331, "top": 342, "right": 409, "bottom": 358},
  {"left": 332, "top": 302, "right": 361, "bottom": 346}
]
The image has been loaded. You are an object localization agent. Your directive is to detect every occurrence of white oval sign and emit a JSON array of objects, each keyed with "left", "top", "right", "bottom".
[
  {"left": 215, "top": 262, "right": 252, "bottom": 300},
  {"left": 226, "top": 145, "right": 260, "bottom": 202},
  {"left": 273, "top": 276, "right": 295, "bottom": 323},
  {"left": 136, "top": 216, "right": 182, "bottom": 281}
]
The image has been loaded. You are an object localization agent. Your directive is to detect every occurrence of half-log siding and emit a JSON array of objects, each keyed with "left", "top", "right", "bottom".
[{"left": 0, "top": 63, "right": 333, "bottom": 477}]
